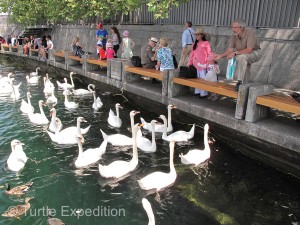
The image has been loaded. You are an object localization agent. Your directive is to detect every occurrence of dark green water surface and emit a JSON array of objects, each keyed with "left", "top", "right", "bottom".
[{"left": 0, "top": 57, "right": 299, "bottom": 225}]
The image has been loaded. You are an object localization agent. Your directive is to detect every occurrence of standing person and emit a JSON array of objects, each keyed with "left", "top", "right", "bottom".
[
  {"left": 110, "top": 26, "right": 121, "bottom": 57},
  {"left": 11, "top": 36, "right": 16, "bottom": 46},
  {"left": 7, "top": 35, "right": 11, "bottom": 45},
  {"left": 156, "top": 37, "right": 174, "bottom": 72},
  {"left": 121, "top": 30, "right": 135, "bottom": 59},
  {"left": 178, "top": 21, "right": 195, "bottom": 67},
  {"left": 188, "top": 28, "right": 211, "bottom": 97},
  {"left": 214, "top": 19, "right": 262, "bottom": 91},
  {"left": 96, "top": 23, "right": 108, "bottom": 50},
  {"left": 45, "top": 35, "right": 53, "bottom": 52},
  {"left": 105, "top": 43, "right": 115, "bottom": 59},
  {"left": 141, "top": 37, "right": 158, "bottom": 68}
]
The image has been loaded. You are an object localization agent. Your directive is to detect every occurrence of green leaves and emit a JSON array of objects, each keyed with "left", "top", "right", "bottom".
[{"left": 0, "top": 0, "right": 190, "bottom": 25}]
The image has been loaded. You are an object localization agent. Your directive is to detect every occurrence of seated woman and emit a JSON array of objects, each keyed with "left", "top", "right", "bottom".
[{"left": 72, "top": 37, "right": 85, "bottom": 58}]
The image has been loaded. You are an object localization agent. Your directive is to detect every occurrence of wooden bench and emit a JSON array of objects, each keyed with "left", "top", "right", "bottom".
[
  {"left": 173, "top": 77, "right": 238, "bottom": 98},
  {"left": 125, "top": 66, "right": 163, "bottom": 81},
  {"left": 1, "top": 44, "right": 10, "bottom": 51},
  {"left": 54, "top": 50, "right": 65, "bottom": 58},
  {"left": 86, "top": 58, "right": 108, "bottom": 67},
  {"left": 68, "top": 55, "right": 82, "bottom": 62},
  {"left": 256, "top": 94, "right": 300, "bottom": 114}
]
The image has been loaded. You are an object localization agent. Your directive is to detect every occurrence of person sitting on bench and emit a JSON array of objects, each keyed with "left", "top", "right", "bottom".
[{"left": 214, "top": 19, "right": 262, "bottom": 92}]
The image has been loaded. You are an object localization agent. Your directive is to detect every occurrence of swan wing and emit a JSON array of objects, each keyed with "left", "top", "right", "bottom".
[
  {"left": 138, "top": 172, "right": 169, "bottom": 190},
  {"left": 107, "top": 134, "right": 132, "bottom": 146},
  {"left": 166, "top": 131, "right": 189, "bottom": 142},
  {"left": 180, "top": 149, "right": 210, "bottom": 165},
  {"left": 81, "top": 125, "right": 91, "bottom": 134},
  {"left": 99, "top": 160, "right": 131, "bottom": 178}
]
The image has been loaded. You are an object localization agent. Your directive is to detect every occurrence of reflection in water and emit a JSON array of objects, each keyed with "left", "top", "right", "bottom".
[{"left": 0, "top": 57, "right": 299, "bottom": 225}]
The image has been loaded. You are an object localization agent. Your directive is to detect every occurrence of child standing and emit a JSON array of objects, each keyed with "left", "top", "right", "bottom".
[
  {"left": 106, "top": 43, "right": 115, "bottom": 60},
  {"left": 95, "top": 43, "right": 107, "bottom": 60},
  {"left": 205, "top": 58, "right": 220, "bottom": 101},
  {"left": 121, "top": 30, "right": 135, "bottom": 59}
]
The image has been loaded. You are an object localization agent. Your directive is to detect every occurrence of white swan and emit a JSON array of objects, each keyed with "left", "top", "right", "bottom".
[
  {"left": 101, "top": 111, "right": 140, "bottom": 146},
  {"left": 10, "top": 81, "right": 20, "bottom": 100},
  {"left": 47, "top": 117, "right": 89, "bottom": 145},
  {"left": 179, "top": 124, "right": 210, "bottom": 165},
  {"left": 92, "top": 91, "right": 103, "bottom": 110},
  {"left": 26, "top": 75, "right": 40, "bottom": 85},
  {"left": 7, "top": 140, "right": 27, "bottom": 172},
  {"left": 98, "top": 123, "right": 140, "bottom": 179},
  {"left": 141, "top": 104, "right": 176, "bottom": 133},
  {"left": 137, "top": 120, "right": 157, "bottom": 153},
  {"left": 72, "top": 84, "right": 94, "bottom": 96},
  {"left": 0, "top": 77, "right": 20, "bottom": 95},
  {"left": 48, "top": 108, "right": 62, "bottom": 133},
  {"left": 20, "top": 92, "right": 34, "bottom": 114},
  {"left": 56, "top": 72, "right": 75, "bottom": 89},
  {"left": 75, "top": 136, "right": 108, "bottom": 168},
  {"left": 43, "top": 75, "right": 55, "bottom": 96},
  {"left": 107, "top": 103, "right": 122, "bottom": 128},
  {"left": 46, "top": 90, "right": 58, "bottom": 106},
  {"left": 0, "top": 73, "right": 14, "bottom": 85},
  {"left": 28, "top": 100, "right": 49, "bottom": 125},
  {"left": 30, "top": 67, "right": 40, "bottom": 76},
  {"left": 137, "top": 141, "right": 176, "bottom": 192},
  {"left": 64, "top": 90, "right": 79, "bottom": 109},
  {"left": 142, "top": 198, "right": 155, "bottom": 225},
  {"left": 160, "top": 115, "right": 195, "bottom": 142}
]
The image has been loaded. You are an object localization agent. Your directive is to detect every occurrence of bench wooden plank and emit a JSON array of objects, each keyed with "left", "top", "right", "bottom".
[
  {"left": 257, "top": 94, "right": 300, "bottom": 114},
  {"left": 86, "top": 58, "right": 108, "bottom": 67},
  {"left": 68, "top": 55, "right": 82, "bottom": 62},
  {"left": 173, "top": 77, "right": 238, "bottom": 98},
  {"left": 125, "top": 66, "right": 163, "bottom": 81},
  {"left": 54, "top": 51, "right": 65, "bottom": 58}
]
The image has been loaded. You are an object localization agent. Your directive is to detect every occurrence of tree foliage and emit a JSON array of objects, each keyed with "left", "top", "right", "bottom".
[{"left": 0, "top": 0, "right": 189, "bottom": 26}]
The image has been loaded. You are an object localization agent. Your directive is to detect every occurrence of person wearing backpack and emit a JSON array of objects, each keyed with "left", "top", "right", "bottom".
[{"left": 178, "top": 21, "right": 195, "bottom": 67}]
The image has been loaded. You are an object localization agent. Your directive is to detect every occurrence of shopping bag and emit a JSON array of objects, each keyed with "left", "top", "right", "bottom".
[{"left": 226, "top": 57, "right": 236, "bottom": 80}]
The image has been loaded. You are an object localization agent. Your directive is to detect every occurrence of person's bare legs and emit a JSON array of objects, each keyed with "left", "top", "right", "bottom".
[{"left": 178, "top": 45, "right": 192, "bottom": 67}]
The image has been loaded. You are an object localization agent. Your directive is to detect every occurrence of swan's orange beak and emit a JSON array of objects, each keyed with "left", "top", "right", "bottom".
[
  {"left": 139, "top": 123, "right": 144, "bottom": 127},
  {"left": 171, "top": 105, "right": 177, "bottom": 109},
  {"left": 81, "top": 137, "right": 85, "bottom": 144}
]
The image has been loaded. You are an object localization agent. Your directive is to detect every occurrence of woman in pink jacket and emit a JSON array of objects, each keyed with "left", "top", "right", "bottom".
[{"left": 188, "top": 28, "right": 212, "bottom": 97}]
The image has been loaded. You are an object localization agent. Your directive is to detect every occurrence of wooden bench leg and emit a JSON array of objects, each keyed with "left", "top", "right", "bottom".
[
  {"left": 235, "top": 83, "right": 260, "bottom": 120},
  {"left": 245, "top": 85, "right": 274, "bottom": 122},
  {"left": 168, "top": 69, "right": 190, "bottom": 97}
]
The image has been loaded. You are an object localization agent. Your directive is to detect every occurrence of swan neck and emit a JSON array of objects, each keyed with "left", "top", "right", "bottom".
[
  {"left": 170, "top": 143, "right": 175, "bottom": 173},
  {"left": 204, "top": 128, "right": 209, "bottom": 150},
  {"left": 93, "top": 92, "right": 96, "bottom": 101},
  {"left": 130, "top": 116, "right": 134, "bottom": 132},
  {"left": 151, "top": 123, "right": 156, "bottom": 145},
  {"left": 167, "top": 107, "right": 172, "bottom": 128},
  {"left": 77, "top": 140, "right": 83, "bottom": 155},
  {"left": 39, "top": 103, "right": 46, "bottom": 116},
  {"left": 70, "top": 74, "right": 74, "bottom": 86},
  {"left": 162, "top": 117, "right": 168, "bottom": 138},
  {"left": 132, "top": 130, "right": 138, "bottom": 160},
  {"left": 77, "top": 120, "right": 81, "bottom": 135},
  {"left": 27, "top": 94, "right": 31, "bottom": 105},
  {"left": 116, "top": 106, "right": 120, "bottom": 119},
  {"left": 64, "top": 93, "right": 68, "bottom": 103}
]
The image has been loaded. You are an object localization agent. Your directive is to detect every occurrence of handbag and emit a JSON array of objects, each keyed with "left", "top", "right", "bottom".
[
  {"left": 131, "top": 56, "right": 142, "bottom": 67},
  {"left": 172, "top": 54, "right": 178, "bottom": 69},
  {"left": 226, "top": 57, "right": 236, "bottom": 80},
  {"left": 179, "top": 65, "right": 197, "bottom": 78}
]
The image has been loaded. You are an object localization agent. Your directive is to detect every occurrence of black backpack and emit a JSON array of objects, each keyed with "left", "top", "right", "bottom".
[{"left": 131, "top": 56, "right": 142, "bottom": 67}]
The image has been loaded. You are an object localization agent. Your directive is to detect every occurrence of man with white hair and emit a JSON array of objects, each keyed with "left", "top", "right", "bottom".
[
  {"left": 214, "top": 19, "right": 262, "bottom": 91},
  {"left": 141, "top": 37, "right": 158, "bottom": 69}
]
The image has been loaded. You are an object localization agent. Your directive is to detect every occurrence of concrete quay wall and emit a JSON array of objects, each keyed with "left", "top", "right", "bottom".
[{"left": 0, "top": 46, "right": 299, "bottom": 178}]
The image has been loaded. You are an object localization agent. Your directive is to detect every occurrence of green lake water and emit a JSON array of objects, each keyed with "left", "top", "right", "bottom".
[{"left": 0, "top": 56, "right": 299, "bottom": 225}]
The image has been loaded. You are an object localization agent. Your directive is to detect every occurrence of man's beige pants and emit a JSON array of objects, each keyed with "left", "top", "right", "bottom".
[
  {"left": 235, "top": 49, "right": 262, "bottom": 83},
  {"left": 178, "top": 45, "right": 193, "bottom": 67}
]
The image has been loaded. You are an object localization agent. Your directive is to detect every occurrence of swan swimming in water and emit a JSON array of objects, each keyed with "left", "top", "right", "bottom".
[
  {"left": 26, "top": 75, "right": 40, "bottom": 85},
  {"left": 7, "top": 140, "right": 28, "bottom": 172},
  {"left": 107, "top": 103, "right": 123, "bottom": 128},
  {"left": 72, "top": 84, "right": 94, "bottom": 96},
  {"left": 101, "top": 111, "right": 140, "bottom": 146},
  {"left": 47, "top": 117, "right": 89, "bottom": 145},
  {"left": 137, "top": 120, "right": 157, "bottom": 153},
  {"left": 75, "top": 136, "right": 108, "bottom": 168},
  {"left": 64, "top": 90, "right": 79, "bottom": 109},
  {"left": 28, "top": 100, "right": 49, "bottom": 125},
  {"left": 56, "top": 72, "right": 75, "bottom": 89},
  {"left": 30, "top": 67, "right": 40, "bottom": 76},
  {"left": 92, "top": 90, "right": 103, "bottom": 111},
  {"left": 160, "top": 115, "right": 195, "bottom": 142},
  {"left": 137, "top": 141, "right": 176, "bottom": 192},
  {"left": 48, "top": 108, "right": 62, "bottom": 133},
  {"left": 98, "top": 123, "right": 141, "bottom": 179},
  {"left": 140, "top": 104, "right": 176, "bottom": 133},
  {"left": 20, "top": 92, "right": 34, "bottom": 114},
  {"left": 179, "top": 124, "right": 211, "bottom": 166}
]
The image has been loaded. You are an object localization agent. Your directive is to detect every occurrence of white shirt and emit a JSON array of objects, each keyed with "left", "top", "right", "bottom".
[
  {"left": 47, "top": 40, "right": 53, "bottom": 49},
  {"left": 182, "top": 28, "right": 195, "bottom": 48}
]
